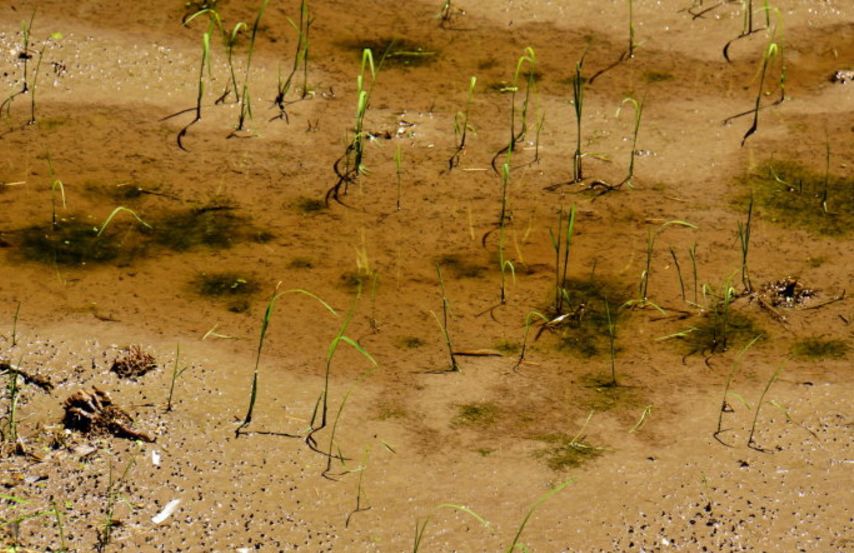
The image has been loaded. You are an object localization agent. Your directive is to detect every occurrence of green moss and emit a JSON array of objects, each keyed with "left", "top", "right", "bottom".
[
  {"left": 398, "top": 336, "right": 425, "bottom": 349},
  {"left": 554, "top": 277, "right": 630, "bottom": 358},
  {"left": 289, "top": 257, "right": 314, "bottom": 269},
  {"left": 533, "top": 433, "right": 603, "bottom": 471},
  {"left": 792, "top": 337, "right": 849, "bottom": 360},
  {"left": 342, "top": 38, "right": 438, "bottom": 68},
  {"left": 682, "top": 307, "right": 763, "bottom": 356},
  {"left": 295, "top": 197, "right": 326, "bottom": 214},
  {"left": 742, "top": 160, "right": 854, "bottom": 236},
  {"left": 495, "top": 340, "right": 520, "bottom": 354},
  {"left": 148, "top": 207, "right": 245, "bottom": 251},
  {"left": 18, "top": 221, "right": 131, "bottom": 265},
  {"left": 643, "top": 70, "right": 673, "bottom": 83},
  {"left": 579, "top": 374, "right": 641, "bottom": 412},
  {"left": 452, "top": 402, "right": 499, "bottom": 428},
  {"left": 195, "top": 272, "right": 258, "bottom": 297},
  {"left": 437, "top": 254, "right": 485, "bottom": 279}
]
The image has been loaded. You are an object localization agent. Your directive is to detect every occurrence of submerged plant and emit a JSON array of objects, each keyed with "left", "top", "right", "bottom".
[
  {"left": 165, "top": 344, "right": 191, "bottom": 412},
  {"left": 447, "top": 76, "right": 477, "bottom": 171},
  {"left": 570, "top": 57, "right": 585, "bottom": 182},
  {"left": 164, "top": 27, "right": 212, "bottom": 151}
]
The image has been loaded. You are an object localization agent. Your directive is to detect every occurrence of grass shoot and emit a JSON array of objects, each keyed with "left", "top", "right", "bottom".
[
  {"left": 747, "top": 365, "right": 782, "bottom": 451},
  {"left": 230, "top": 0, "right": 268, "bottom": 135},
  {"left": 0, "top": 11, "right": 36, "bottom": 118},
  {"left": 165, "top": 344, "right": 191, "bottom": 412},
  {"left": 737, "top": 196, "right": 754, "bottom": 293},
  {"left": 714, "top": 334, "right": 761, "bottom": 445},
  {"left": 274, "top": 0, "right": 312, "bottom": 120}
]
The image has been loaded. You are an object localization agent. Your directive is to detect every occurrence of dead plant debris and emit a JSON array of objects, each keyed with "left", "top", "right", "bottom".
[{"left": 62, "top": 387, "right": 154, "bottom": 442}]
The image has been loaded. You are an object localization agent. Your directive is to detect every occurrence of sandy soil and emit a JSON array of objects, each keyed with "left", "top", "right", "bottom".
[{"left": 0, "top": 0, "right": 852, "bottom": 551}]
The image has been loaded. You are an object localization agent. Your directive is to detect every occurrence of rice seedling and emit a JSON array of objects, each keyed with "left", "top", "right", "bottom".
[
  {"left": 627, "top": 0, "right": 637, "bottom": 58},
  {"left": 326, "top": 49, "right": 377, "bottom": 205},
  {"left": 165, "top": 344, "right": 191, "bottom": 412},
  {"left": 344, "top": 447, "right": 371, "bottom": 527},
  {"left": 747, "top": 365, "right": 782, "bottom": 451},
  {"left": 412, "top": 504, "right": 490, "bottom": 552},
  {"left": 669, "top": 247, "right": 686, "bottom": 302},
  {"left": 630, "top": 220, "right": 696, "bottom": 309},
  {"left": 722, "top": 0, "right": 772, "bottom": 62},
  {"left": 724, "top": 14, "right": 785, "bottom": 146},
  {"left": 437, "top": 0, "right": 453, "bottom": 28},
  {"left": 163, "top": 27, "right": 212, "bottom": 151},
  {"left": 394, "top": 142, "right": 403, "bottom": 210},
  {"left": 590, "top": 96, "right": 644, "bottom": 194},
  {"left": 236, "top": 286, "right": 336, "bottom": 437},
  {"left": 447, "top": 76, "right": 477, "bottom": 171},
  {"left": 737, "top": 196, "right": 754, "bottom": 293},
  {"left": 490, "top": 47, "right": 536, "bottom": 173},
  {"left": 550, "top": 205, "right": 577, "bottom": 315},
  {"left": 628, "top": 405, "right": 653, "bottom": 433},
  {"left": 3, "top": 364, "right": 21, "bottom": 449},
  {"left": 47, "top": 156, "right": 66, "bottom": 230},
  {"left": 688, "top": 242, "right": 699, "bottom": 305},
  {"left": 0, "top": 11, "right": 35, "bottom": 118},
  {"left": 497, "top": 162, "right": 516, "bottom": 305},
  {"left": 11, "top": 301, "right": 21, "bottom": 347},
  {"left": 304, "top": 292, "right": 376, "bottom": 472},
  {"left": 273, "top": 0, "right": 312, "bottom": 121},
  {"left": 95, "top": 456, "right": 136, "bottom": 552},
  {"left": 0, "top": 494, "right": 68, "bottom": 551},
  {"left": 431, "top": 264, "right": 459, "bottom": 372},
  {"left": 95, "top": 207, "right": 151, "bottom": 238},
  {"left": 229, "top": 0, "right": 268, "bottom": 135},
  {"left": 504, "top": 480, "right": 572, "bottom": 552},
  {"left": 26, "top": 31, "right": 62, "bottom": 125},
  {"left": 216, "top": 20, "right": 246, "bottom": 104},
  {"left": 605, "top": 300, "right": 618, "bottom": 387},
  {"left": 714, "top": 334, "right": 761, "bottom": 446},
  {"left": 570, "top": 57, "right": 586, "bottom": 183},
  {"left": 512, "top": 310, "right": 550, "bottom": 371}
]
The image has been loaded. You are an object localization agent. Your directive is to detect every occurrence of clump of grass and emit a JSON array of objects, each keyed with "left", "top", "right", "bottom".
[
  {"left": 741, "top": 160, "right": 854, "bottom": 236},
  {"left": 791, "top": 337, "right": 849, "bottom": 360},
  {"left": 452, "top": 402, "right": 499, "bottom": 428},
  {"left": 343, "top": 38, "right": 438, "bottom": 68}
]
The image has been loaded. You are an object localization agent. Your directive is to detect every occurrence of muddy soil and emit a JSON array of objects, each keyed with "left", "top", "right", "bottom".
[{"left": 0, "top": 0, "right": 852, "bottom": 551}]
